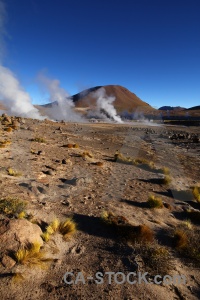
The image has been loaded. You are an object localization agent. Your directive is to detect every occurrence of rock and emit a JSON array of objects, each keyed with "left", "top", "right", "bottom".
[
  {"left": 0, "top": 219, "right": 43, "bottom": 253},
  {"left": 2, "top": 255, "right": 16, "bottom": 269},
  {"left": 45, "top": 170, "right": 56, "bottom": 176},
  {"left": 37, "top": 150, "right": 45, "bottom": 155}
]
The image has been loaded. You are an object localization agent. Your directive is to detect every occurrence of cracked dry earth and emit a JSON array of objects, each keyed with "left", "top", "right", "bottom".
[{"left": 0, "top": 118, "right": 200, "bottom": 300}]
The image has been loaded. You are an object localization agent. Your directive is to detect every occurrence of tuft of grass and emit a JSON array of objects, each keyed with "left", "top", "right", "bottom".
[
  {"left": 59, "top": 218, "right": 77, "bottom": 239},
  {"left": 173, "top": 229, "right": 188, "bottom": 249},
  {"left": 7, "top": 167, "right": 22, "bottom": 177},
  {"left": 161, "top": 175, "right": 171, "bottom": 185},
  {"left": 46, "top": 218, "right": 60, "bottom": 234},
  {"left": 173, "top": 226, "right": 200, "bottom": 265},
  {"left": 17, "top": 211, "right": 26, "bottom": 219},
  {"left": 73, "top": 144, "right": 79, "bottom": 148},
  {"left": 0, "top": 197, "right": 27, "bottom": 218},
  {"left": 41, "top": 232, "right": 50, "bottom": 242},
  {"left": 161, "top": 167, "right": 170, "bottom": 175},
  {"left": 192, "top": 186, "right": 200, "bottom": 203},
  {"left": 147, "top": 195, "right": 163, "bottom": 208},
  {"left": 43, "top": 218, "right": 76, "bottom": 241},
  {"left": 183, "top": 219, "right": 193, "bottom": 230},
  {"left": 14, "top": 242, "right": 51, "bottom": 268},
  {"left": 134, "top": 242, "right": 173, "bottom": 276},
  {"left": 102, "top": 211, "right": 154, "bottom": 244},
  {"left": 31, "top": 137, "right": 46, "bottom": 143}
]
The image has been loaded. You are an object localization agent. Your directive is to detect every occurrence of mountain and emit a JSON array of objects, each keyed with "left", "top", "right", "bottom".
[
  {"left": 158, "top": 106, "right": 185, "bottom": 111},
  {"left": 71, "top": 85, "right": 155, "bottom": 113},
  {"left": 185, "top": 105, "right": 200, "bottom": 111}
]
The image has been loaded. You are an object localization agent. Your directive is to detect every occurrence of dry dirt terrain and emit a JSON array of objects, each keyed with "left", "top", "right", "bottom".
[{"left": 0, "top": 115, "right": 200, "bottom": 300}]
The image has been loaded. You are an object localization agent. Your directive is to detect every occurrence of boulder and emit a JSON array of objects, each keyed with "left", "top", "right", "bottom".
[{"left": 0, "top": 218, "right": 43, "bottom": 254}]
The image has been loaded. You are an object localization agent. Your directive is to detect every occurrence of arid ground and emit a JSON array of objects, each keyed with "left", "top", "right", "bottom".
[{"left": 0, "top": 116, "right": 200, "bottom": 300}]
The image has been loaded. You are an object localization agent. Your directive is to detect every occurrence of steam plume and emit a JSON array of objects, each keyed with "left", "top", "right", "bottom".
[
  {"left": 91, "top": 87, "right": 123, "bottom": 123},
  {"left": 37, "top": 73, "right": 84, "bottom": 122},
  {"left": 0, "top": 66, "right": 45, "bottom": 119}
]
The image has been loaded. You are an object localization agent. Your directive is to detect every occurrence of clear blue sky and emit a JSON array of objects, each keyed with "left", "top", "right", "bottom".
[{"left": 2, "top": 0, "right": 200, "bottom": 108}]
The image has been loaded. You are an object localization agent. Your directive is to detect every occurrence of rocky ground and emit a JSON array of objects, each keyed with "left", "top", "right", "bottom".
[{"left": 0, "top": 115, "right": 200, "bottom": 300}]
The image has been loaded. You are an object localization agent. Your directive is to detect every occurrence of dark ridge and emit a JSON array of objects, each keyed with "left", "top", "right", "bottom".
[
  {"left": 159, "top": 106, "right": 185, "bottom": 111},
  {"left": 185, "top": 105, "right": 200, "bottom": 111}
]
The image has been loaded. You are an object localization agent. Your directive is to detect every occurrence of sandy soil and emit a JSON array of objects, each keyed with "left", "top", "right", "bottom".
[{"left": 0, "top": 118, "right": 200, "bottom": 300}]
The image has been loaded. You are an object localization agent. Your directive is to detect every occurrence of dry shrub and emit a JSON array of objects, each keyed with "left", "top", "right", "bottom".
[
  {"left": 59, "top": 218, "right": 77, "bottom": 239},
  {"left": 161, "top": 167, "right": 170, "bottom": 175},
  {"left": 73, "top": 144, "right": 79, "bottom": 148},
  {"left": 42, "top": 218, "right": 76, "bottom": 241},
  {"left": 192, "top": 186, "right": 200, "bottom": 203},
  {"left": 0, "top": 197, "right": 27, "bottom": 218},
  {"left": 134, "top": 242, "right": 173, "bottom": 276},
  {"left": 161, "top": 175, "right": 172, "bottom": 185},
  {"left": 173, "top": 225, "right": 200, "bottom": 265},
  {"left": 114, "top": 152, "right": 156, "bottom": 171},
  {"left": 14, "top": 242, "right": 52, "bottom": 268},
  {"left": 7, "top": 167, "right": 22, "bottom": 177},
  {"left": 174, "top": 229, "right": 188, "bottom": 249},
  {"left": 102, "top": 211, "right": 154, "bottom": 244},
  {"left": 147, "top": 195, "right": 163, "bottom": 208}
]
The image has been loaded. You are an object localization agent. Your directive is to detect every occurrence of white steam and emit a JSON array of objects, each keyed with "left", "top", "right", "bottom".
[
  {"left": 37, "top": 74, "right": 84, "bottom": 122},
  {"left": 0, "top": 65, "right": 45, "bottom": 119},
  {"left": 91, "top": 87, "right": 123, "bottom": 123}
]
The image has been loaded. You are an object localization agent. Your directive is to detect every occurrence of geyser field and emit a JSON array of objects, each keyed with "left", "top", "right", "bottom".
[{"left": 0, "top": 114, "right": 200, "bottom": 299}]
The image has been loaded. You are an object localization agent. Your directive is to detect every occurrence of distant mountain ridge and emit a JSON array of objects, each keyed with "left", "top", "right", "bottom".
[{"left": 158, "top": 106, "right": 185, "bottom": 111}]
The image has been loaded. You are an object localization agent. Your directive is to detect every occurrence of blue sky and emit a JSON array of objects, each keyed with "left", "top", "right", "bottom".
[{"left": 2, "top": 0, "right": 200, "bottom": 108}]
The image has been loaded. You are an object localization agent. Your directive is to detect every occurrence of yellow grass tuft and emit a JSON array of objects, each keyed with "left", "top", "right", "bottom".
[
  {"left": 161, "top": 167, "right": 170, "bottom": 175},
  {"left": 0, "top": 197, "right": 27, "bottom": 218},
  {"left": 147, "top": 195, "right": 163, "bottom": 208},
  {"left": 192, "top": 186, "right": 200, "bottom": 203},
  {"left": 14, "top": 242, "right": 51, "bottom": 268},
  {"left": 73, "top": 144, "right": 79, "bottom": 148},
  {"left": 17, "top": 211, "right": 26, "bottom": 219},
  {"left": 41, "top": 232, "right": 50, "bottom": 242},
  {"left": 174, "top": 229, "right": 188, "bottom": 249},
  {"left": 7, "top": 167, "right": 22, "bottom": 177},
  {"left": 46, "top": 218, "right": 60, "bottom": 234},
  {"left": 161, "top": 175, "right": 172, "bottom": 185},
  {"left": 59, "top": 218, "right": 77, "bottom": 239},
  {"left": 43, "top": 218, "right": 76, "bottom": 241}
]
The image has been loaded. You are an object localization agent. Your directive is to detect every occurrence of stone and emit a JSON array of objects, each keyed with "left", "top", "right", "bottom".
[
  {"left": 0, "top": 219, "right": 43, "bottom": 253},
  {"left": 2, "top": 255, "right": 16, "bottom": 269}
]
